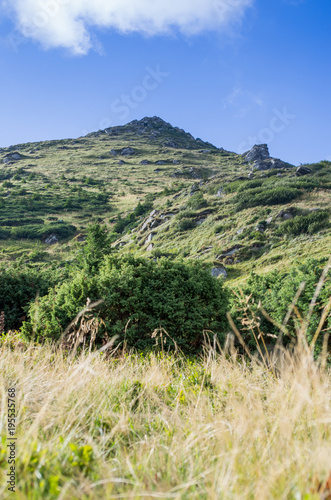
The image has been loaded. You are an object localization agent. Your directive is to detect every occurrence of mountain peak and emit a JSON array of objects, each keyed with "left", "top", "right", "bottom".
[{"left": 87, "top": 116, "right": 218, "bottom": 151}]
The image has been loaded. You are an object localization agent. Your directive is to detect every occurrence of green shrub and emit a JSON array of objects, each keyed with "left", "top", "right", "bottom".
[
  {"left": 0, "top": 218, "right": 44, "bottom": 227},
  {"left": 234, "top": 187, "right": 302, "bottom": 211},
  {"left": 177, "top": 219, "right": 196, "bottom": 231},
  {"left": 277, "top": 211, "right": 329, "bottom": 236},
  {"left": 10, "top": 223, "right": 76, "bottom": 240},
  {"left": 187, "top": 193, "right": 207, "bottom": 210},
  {"left": 22, "top": 256, "right": 229, "bottom": 353},
  {"left": 231, "top": 259, "right": 331, "bottom": 353},
  {"left": 0, "top": 265, "right": 69, "bottom": 331}
]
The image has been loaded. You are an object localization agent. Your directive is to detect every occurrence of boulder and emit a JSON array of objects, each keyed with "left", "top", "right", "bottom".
[
  {"left": 296, "top": 166, "right": 311, "bottom": 176},
  {"left": 211, "top": 267, "right": 227, "bottom": 279},
  {"left": 251, "top": 157, "right": 289, "bottom": 171},
  {"left": 110, "top": 149, "right": 117, "bottom": 156},
  {"left": 44, "top": 234, "right": 59, "bottom": 245},
  {"left": 140, "top": 160, "right": 150, "bottom": 165},
  {"left": 276, "top": 208, "right": 296, "bottom": 220},
  {"left": 145, "top": 233, "right": 155, "bottom": 245},
  {"left": 217, "top": 245, "right": 243, "bottom": 259},
  {"left": 121, "top": 147, "right": 135, "bottom": 155},
  {"left": 2, "top": 152, "right": 22, "bottom": 163}
]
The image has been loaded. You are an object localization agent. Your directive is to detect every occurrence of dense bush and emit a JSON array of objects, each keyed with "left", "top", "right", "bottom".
[
  {"left": 277, "top": 210, "right": 329, "bottom": 236},
  {"left": 0, "top": 217, "right": 44, "bottom": 227},
  {"left": 234, "top": 186, "right": 302, "bottom": 211},
  {"left": 187, "top": 193, "right": 207, "bottom": 210},
  {"left": 231, "top": 259, "right": 331, "bottom": 353},
  {"left": 10, "top": 223, "right": 76, "bottom": 240},
  {"left": 177, "top": 218, "right": 196, "bottom": 231},
  {"left": 0, "top": 264, "right": 70, "bottom": 331},
  {"left": 22, "top": 256, "right": 229, "bottom": 353}
]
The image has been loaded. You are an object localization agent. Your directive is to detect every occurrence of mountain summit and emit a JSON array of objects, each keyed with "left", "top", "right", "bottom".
[{"left": 86, "top": 116, "right": 218, "bottom": 151}]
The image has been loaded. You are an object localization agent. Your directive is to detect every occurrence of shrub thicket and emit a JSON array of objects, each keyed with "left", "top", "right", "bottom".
[
  {"left": 10, "top": 223, "right": 76, "bottom": 240},
  {"left": 234, "top": 187, "right": 302, "bottom": 211},
  {"left": 277, "top": 210, "right": 329, "bottom": 236},
  {"left": 0, "top": 264, "right": 69, "bottom": 330},
  {"left": 22, "top": 256, "right": 229, "bottom": 353},
  {"left": 231, "top": 259, "right": 331, "bottom": 353},
  {"left": 186, "top": 193, "right": 207, "bottom": 210}
]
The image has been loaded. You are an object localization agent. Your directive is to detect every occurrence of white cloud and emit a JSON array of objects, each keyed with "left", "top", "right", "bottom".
[{"left": 2, "top": 0, "right": 254, "bottom": 54}]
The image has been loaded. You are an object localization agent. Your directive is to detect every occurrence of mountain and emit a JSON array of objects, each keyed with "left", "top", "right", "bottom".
[{"left": 0, "top": 116, "right": 330, "bottom": 283}]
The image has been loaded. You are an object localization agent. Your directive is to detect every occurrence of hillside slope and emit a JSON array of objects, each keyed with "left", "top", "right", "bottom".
[{"left": 0, "top": 116, "right": 330, "bottom": 283}]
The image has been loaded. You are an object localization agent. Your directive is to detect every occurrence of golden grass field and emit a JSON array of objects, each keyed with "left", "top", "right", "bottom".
[{"left": 1, "top": 337, "right": 331, "bottom": 499}]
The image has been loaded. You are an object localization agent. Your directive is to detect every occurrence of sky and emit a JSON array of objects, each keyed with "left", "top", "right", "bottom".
[{"left": 0, "top": 0, "right": 330, "bottom": 165}]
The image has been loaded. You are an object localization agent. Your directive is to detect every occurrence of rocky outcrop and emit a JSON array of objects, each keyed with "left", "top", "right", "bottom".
[
  {"left": 296, "top": 166, "right": 311, "bottom": 176},
  {"left": 243, "top": 144, "right": 292, "bottom": 171},
  {"left": 2, "top": 152, "right": 22, "bottom": 164},
  {"left": 243, "top": 144, "right": 270, "bottom": 164}
]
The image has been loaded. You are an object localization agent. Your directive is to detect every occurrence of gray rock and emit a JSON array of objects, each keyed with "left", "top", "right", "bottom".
[
  {"left": 276, "top": 209, "right": 295, "bottom": 220},
  {"left": 217, "top": 245, "right": 243, "bottom": 259},
  {"left": 173, "top": 160, "right": 179, "bottom": 165},
  {"left": 296, "top": 166, "right": 311, "bottom": 176},
  {"left": 118, "top": 160, "right": 125, "bottom": 165},
  {"left": 211, "top": 267, "right": 227, "bottom": 279},
  {"left": 252, "top": 157, "right": 289, "bottom": 171},
  {"left": 216, "top": 188, "right": 223, "bottom": 198},
  {"left": 155, "top": 160, "right": 166, "bottom": 165},
  {"left": 243, "top": 144, "right": 270, "bottom": 163},
  {"left": 243, "top": 144, "right": 291, "bottom": 171},
  {"left": 163, "top": 141, "right": 178, "bottom": 148},
  {"left": 147, "top": 243, "right": 154, "bottom": 252},
  {"left": 255, "top": 222, "right": 266, "bottom": 233},
  {"left": 110, "top": 149, "right": 117, "bottom": 156},
  {"left": 44, "top": 234, "right": 58, "bottom": 245},
  {"left": 2, "top": 152, "right": 22, "bottom": 163},
  {"left": 121, "top": 147, "right": 135, "bottom": 156},
  {"left": 237, "top": 228, "right": 244, "bottom": 235},
  {"left": 140, "top": 160, "right": 150, "bottom": 165},
  {"left": 145, "top": 233, "right": 155, "bottom": 245},
  {"left": 266, "top": 217, "right": 273, "bottom": 225}
]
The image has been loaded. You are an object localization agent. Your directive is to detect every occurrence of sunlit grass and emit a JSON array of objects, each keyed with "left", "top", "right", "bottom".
[{"left": 1, "top": 339, "right": 331, "bottom": 499}]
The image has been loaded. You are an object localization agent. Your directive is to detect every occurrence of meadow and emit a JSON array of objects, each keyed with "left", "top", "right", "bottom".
[{"left": 1, "top": 335, "right": 331, "bottom": 499}]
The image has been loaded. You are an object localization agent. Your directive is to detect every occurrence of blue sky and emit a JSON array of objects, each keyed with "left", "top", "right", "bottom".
[{"left": 0, "top": 0, "right": 330, "bottom": 165}]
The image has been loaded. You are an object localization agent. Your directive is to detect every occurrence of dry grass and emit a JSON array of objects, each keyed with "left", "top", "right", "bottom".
[{"left": 1, "top": 340, "right": 331, "bottom": 499}]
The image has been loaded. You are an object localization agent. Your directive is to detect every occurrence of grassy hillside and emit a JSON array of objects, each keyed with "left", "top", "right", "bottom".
[{"left": 0, "top": 116, "right": 330, "bottom": 284}]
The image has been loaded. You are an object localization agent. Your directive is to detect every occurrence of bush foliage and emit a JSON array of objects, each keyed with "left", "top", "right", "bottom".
[
  {"left": 22, "top": 255, "right": 229, "bottom": 353},
  {"left": 231, "top": 259, "right": 331, "bottom": 352}
]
